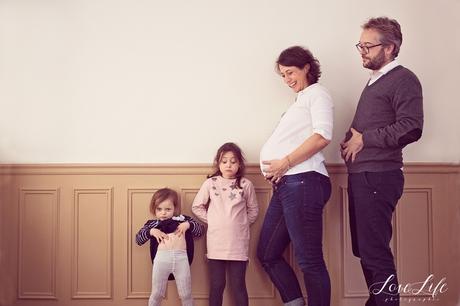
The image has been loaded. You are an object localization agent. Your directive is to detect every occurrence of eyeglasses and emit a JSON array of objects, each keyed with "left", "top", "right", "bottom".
[{"left": 355, "top": 43, "right": 382, "bottom": 54}]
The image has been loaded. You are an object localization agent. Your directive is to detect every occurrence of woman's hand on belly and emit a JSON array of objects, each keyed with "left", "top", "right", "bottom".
[{"left": 262, "top": 157, "right": 290, "bottom": 183}]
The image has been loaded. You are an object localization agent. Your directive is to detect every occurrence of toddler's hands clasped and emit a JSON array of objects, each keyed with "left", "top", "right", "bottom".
[
  {"left": 150, "top": 228, "right": 169, "bottom": 244},
  {"left": 175, "top": 221, "right": 190, "bottom": 237},
  {"left": 150, "top": 221, "right": 190, "bottom": 243}
]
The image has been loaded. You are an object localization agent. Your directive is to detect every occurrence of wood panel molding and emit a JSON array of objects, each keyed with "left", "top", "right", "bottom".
[
  {"left": 340, "top": 185, "right": 370, "bottom": 298},
  {"left": 1, "top": 163, "right": 459, "bottom": 175},
  {"left": 18, "top": 188, "right": 59, "bottom": 300},
  {"left": 127, "top": 188, "right": 156, "bottom": 299},
  {"left": 72, "top": 188, "right": 113, "bottom": 299},
  {"left": 394, "top": 187, "right": 434, "bottom": 297}
]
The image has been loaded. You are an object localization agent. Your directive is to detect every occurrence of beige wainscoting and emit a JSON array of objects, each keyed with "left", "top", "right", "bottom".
[{"left": 0, "top": 164, "right": 459, "bottom": 306}]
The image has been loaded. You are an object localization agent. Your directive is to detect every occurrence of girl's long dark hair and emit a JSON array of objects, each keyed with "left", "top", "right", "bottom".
[{"left": 208, "top": 142, "right": 246, "bottom": 188}]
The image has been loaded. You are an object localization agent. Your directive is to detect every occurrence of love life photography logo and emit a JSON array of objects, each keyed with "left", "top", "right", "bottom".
[{"left": 369, "top": 274, "right": 448, "bottom": 303}]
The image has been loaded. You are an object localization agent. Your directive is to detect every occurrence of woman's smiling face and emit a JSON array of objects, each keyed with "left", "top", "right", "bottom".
[{"left": 278, "top": 64, "right": 309, "bottom": 93}]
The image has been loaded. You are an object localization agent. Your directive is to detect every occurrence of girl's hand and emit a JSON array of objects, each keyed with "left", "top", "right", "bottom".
[
  {"left": 175, "top": 221, "right": 190, "bottom": 237},
  {"left": 150, "top": 228, "right": 168, "bottom": 244},
  {"left": 262, "top": 157, "right": 290, "bottom": 183}
]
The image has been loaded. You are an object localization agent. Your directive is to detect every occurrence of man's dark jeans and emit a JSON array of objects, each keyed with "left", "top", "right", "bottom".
[{"left": 348, "top": 169, "right": 404, "bottom": 306}]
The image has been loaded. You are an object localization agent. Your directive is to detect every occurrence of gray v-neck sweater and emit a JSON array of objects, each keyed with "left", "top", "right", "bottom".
[{"left": 345, "top": 65, "right": 424, "bottom": 173}]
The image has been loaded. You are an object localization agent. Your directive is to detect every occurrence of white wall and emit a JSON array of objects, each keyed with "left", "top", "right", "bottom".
[{"left": 1, "top": 0, "right": 459, "bottom": 163}]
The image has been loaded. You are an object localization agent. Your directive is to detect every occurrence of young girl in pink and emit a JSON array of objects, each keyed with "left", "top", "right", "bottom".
[{"left": 192, "top": 142, "right": 259, "bottom": 306}]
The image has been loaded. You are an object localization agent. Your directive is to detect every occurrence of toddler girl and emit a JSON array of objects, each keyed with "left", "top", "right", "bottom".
[{"left": 136, "top": 188, "right": 204, "bottom": 306}]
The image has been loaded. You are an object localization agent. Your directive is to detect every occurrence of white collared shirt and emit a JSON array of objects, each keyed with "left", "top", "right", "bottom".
[
  {"left": 368, "top": 59, "right": 400, "bottom": 85},
  {"left": 259, "top": 83, "right": 334, "bottom": 177}
]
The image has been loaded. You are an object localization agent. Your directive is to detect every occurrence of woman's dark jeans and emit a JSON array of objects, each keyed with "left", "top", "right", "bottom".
[
  {"left": 208, "top": 259, "right": 248, "bottom": 306},
  {"left": 257, "top": 171, "right": 331, "bottom": 306}
]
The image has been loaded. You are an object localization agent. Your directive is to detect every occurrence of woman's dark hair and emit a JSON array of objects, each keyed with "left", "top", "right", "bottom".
[
  {"left": 150, "top": 188, "right": 180, "bottom": 216},
  {"left": 208, "top": 142, "right": 246, "bottom": 188},
  {"left": 276, "top": 46, "right": 321, "bottom": 84}
]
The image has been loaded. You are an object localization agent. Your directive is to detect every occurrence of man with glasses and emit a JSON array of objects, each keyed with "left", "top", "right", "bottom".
[{"left": 341, "top": 17, "right": 424, "bottom": 306}]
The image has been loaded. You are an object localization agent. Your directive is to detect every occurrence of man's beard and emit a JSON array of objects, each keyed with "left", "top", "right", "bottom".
[{"left": 363, "top": 49, "right": 386, "bottom": 70}]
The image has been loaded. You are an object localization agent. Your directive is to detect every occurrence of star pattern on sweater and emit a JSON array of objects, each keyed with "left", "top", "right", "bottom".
[{"left": 210, "top": 177, "right": 246, "bottom": 201}]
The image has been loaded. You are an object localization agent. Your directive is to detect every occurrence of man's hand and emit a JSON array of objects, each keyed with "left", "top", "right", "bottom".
[{"left": 340, "top": 128, "right": 364, "bottom": 162}]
